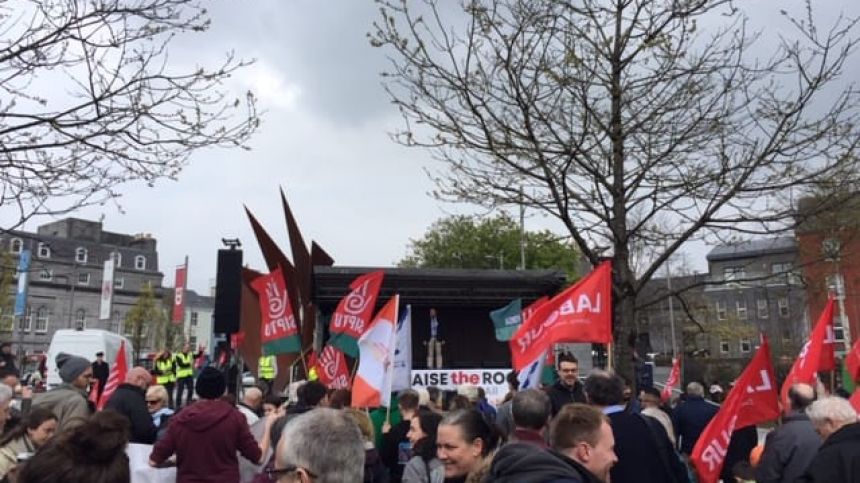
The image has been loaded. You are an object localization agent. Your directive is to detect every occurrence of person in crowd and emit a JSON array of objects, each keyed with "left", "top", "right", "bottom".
[
  {"left": 287, "top": 381, "right": 327, "bottom": 416},
  {"left": 720, "top": 425, "right": 759, "bottom": 483},
  {"left": 258, "top": 354, "right": 276, "bottom": 396},
  {"left": 509, "top": 389, "right": 551, "bottom": 448},
  {"left": 0, "top": 385, "right": 13, "bottom": 434},
  {"left": 31, "top": 353, "right": 92, "bottom": 431},
  {"left": 382, "top": 389, "right": 420, "bottom": 483},
  {"left": 17, "top": 410, "right": 131, "bottom": 483},
  {"left": 639, "top": 386, "right": 676, "bottom": 446},
  {"left": 756, "top": 383, "right": 820, "bottom": 483},
  {"left": 475, "top": 387, "right": 497, "bottom": 423},
  {"left": 448, "top": 395, "right": 472, "bottom": 412},
  {"left": 0, "top": 408, "right": 57, "bottom": 480},
  {"left": 239, "top": 386, "right": 263, "bottom": 426},
  {"left": 709, "top": 381, "right": 724, "bottom": 403},
  {"left": 0, "top": 344, "right": 16, "bottom": 376},
  {"left": 251, "top": 416, "right": 289, "bottom": 483},
  {"left": 146, "top": 384, "right": 173, "bottom": 441},
  {"left": 1, "top": 368, "right": 29, "bottom": 431},
  {"left": 494, "top": 371, "right": 519, "bottom": 438},
  {"left": 104, "top": 366, "right": 157, "bottom": 444},
  {"left": 91, "top": 351, "right": 109, "bottom": 402},
  {"left": 733, "top": 460, "right": 756, "bottom": 483},
  {"left": 426, "top": 387, "right": 444, "bottom": 413},
  {"left": 149, "top": 366, "right": 263, "bottom": 482},
  {"left": 153, "top": 350, "right": 176, "bottom": 408},
  {"left": 436, "top": 409, "right": 502, "bottom": 483},
  {"left": 490, "top": 403, "right": 617, "bottom": 482},
  {"left": 0, "top": 369, "right": 18, "bottom": 392},
  {"left": 546, "top": 352, "right": 587, "bottom": 416},
  {"left": 327, "top": 389, "right": 351, "bottom": 410},
  {"left": 673, "top": 381, "right": 718, "bottom": 455},
  {"left": 585, "top": 370, "right": 688, "bottom": 483},
  {"left": 802, "top": 396, "right": 860, "bottom": 482},
  {"left": 263, "top": 394, "right": 283, "bottom": 417},
  {"left": 345, "top": 408, "right": 390, "bottom": 483},
  {"left": 174, "top": 342, "right": 200, "bottom": 408},
  {"left": 403, "top": 410, "right": 443, "bottom": 483}
]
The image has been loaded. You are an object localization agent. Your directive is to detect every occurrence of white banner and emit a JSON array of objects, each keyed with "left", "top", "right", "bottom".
[
  {"left": 392, "top": 305, "right": 412, "bottom": 391},
  {"left": 99, "top": 258, "right": 115, "bottom": 320},
  {"left": 411, "top": 368, "right": 512, "bottom": 405}
]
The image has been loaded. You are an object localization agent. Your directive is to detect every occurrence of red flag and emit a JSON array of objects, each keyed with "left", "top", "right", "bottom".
[
  {"left": 328, "top": 271, "right": 385, "bottom": 358},
  {"left": 691, "top": 337, "right": 779, "bottom": 483},
  {"left": 850, "top": 388, "right": 860, "bottom": 414},
  {"left": 661, "top": 358, "right": 681, "bottom": 403},
  {"left": 845, "top": 339, "right": 860, "bottom": 384},
  {"left": 509, "top": 261, "right": 612, "bottom": 370},
  {"left": 522, "top": 296, "right": 549, "bottom": 321},
  {"left": 317, "top": 345, "right": 349, "bottom": 389},
  {"left": 230, "top": 331, "right": 246, "bottom": 350},
  {"left": 172, "top": 263, "right": 188, "bottom": 324},
  {"left": 98, "top": 341, "right": 129, "bottom": 410},
  {"left": 88, "top": 379, "right": 100, "bottom": 405},
  {"left": 251, "top": 267, "right": 301, "bottom": 355},
  {"left": 780, "top": 299, "right": 835, "bottom": 412}
]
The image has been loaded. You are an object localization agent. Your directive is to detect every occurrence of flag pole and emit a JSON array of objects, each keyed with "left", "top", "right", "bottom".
[{"left": 607, "top": 342, "right": 613, "bottom": 371}]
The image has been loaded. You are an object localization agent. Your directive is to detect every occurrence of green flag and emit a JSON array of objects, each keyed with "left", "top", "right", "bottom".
[
  {"left": 490, "top": 299, "right": 522, "bottom": 341},
  {"left": 842, "top": 359, "right": 856, "bottom": 394}
]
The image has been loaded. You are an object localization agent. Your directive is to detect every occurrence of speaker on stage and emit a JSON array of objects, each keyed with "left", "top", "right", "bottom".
[{"left": 214, "top": 248, "right": 243, "bottom": 334}]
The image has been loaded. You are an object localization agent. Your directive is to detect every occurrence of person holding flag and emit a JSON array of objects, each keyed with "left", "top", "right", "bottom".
[
  {"left": 104, "top": 366, "right": 157, "bottom": 444},
  {"left": 755, "top": 383, "right": 820, "bottom": 483},
  {"left": 780, "top": 299, "right": 836, "bottom": 413}
]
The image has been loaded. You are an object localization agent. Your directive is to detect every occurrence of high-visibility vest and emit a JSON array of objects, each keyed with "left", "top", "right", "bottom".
[
  {"left": 258, "top": 355, "right": 276, "bottom": 380},
  {"left": 155, "top": 358, "right": 175, "bottom": 384},
  {"left": 174, "top": 352, "right": 194, "bottom": 379}
]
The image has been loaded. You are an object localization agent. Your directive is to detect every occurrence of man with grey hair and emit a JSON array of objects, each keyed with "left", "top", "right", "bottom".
[
  {"left": 673, "top": 381, "right": 718, "bottom": 455},
  {"left": 274, "top": 407, "right": 364, "bottom": 483},
  {"left": 756, "top": 383, "right": 820, "bottom": 483},
  {"left": 510, "top": 389, "right": 551, "bottom": 448},
  {"left": 802, "top": 396, "right": 860, "bottom": 482}
]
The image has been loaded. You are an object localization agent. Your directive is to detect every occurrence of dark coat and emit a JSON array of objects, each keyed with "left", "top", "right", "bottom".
[
  {"left": 546, "top": 380, "right": 587, "bottom": 416},
  {"left": 756, "top": 412, "right": 821, "bottom": 483},
  {"left": 672, "top": 395, "right": 719, "bottom": 455},
  {"left": 488, "top": 442, "right": 601, "bottom": 483},
  {"left": 609, "top": 410, "right": 689, "bottom": 483},
  {"left": 91, "top": 360, "right": 109, "bottom": 386},
  {"left": 150, "top": 399, "right": 262, "bottom": 483},
  {"left": 104, "top": 383, "right": 157, "bottom": 444},
  {"left": 802, "top": 422, "right": 860, "bottom": 483},
  {"left": 720, "top": 425, "right": 758, "bottom": 483},
  {"left": 381, "top": 419, "right": 411, "bottom": 483},
  {"left": 365, "top": 447, "right": 391, "bottom": 483}
]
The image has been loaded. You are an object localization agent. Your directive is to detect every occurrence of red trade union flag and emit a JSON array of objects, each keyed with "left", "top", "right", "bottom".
[
  {"left": 317, "top": 344, "right": 349, "bottom": 390},
  {"left": 780, "top": 299, "right": 835, "bottom": 413},
  {"left": 251, "top": 267, "right": 301, "bottom": 355},
  {"left": 509, "top": 261, "right": 612, "bottom": 370},
  {"left": 661, "top": 358, "right": 681, "bottom": 403},
  {"left": 691, "top": 337, "right": 779, "bottom": 483},
  {"left": 850, "top": 388, "right": 860, "bottom": 414},
  {"left": 88, "top": 379, "right": 100, "bottom": 405},
  {"left": 172, "top": 265, "right": 187, "bottom": 324},
  {"left": 522, "top": 296, "right": 549, "bottom": 322},
  {"left": 97, "top": 340, "right": 129, "bottom": 410},
  {"left": 328, "top": 271, "right": 384, "bottom": 358},
  {"left": 845, "top": 339, "right": 860, "bottom": 384}
]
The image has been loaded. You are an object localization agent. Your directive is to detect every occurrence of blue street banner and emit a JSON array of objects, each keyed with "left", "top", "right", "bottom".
[{"left": 14, "top": 249, "right": 31, "bottom": 316}]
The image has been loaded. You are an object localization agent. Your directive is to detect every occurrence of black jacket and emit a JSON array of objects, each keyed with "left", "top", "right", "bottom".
[
  {"left": 381, "top": 419, "right": 411, "bottom": 483},
  {"left": 546, "top": 380, "right": 587, "bottom": 416},
  {"left": 105, "top": 383, "right": 157, "bottom": 444},
  {"left": 802, "top": 422, "right": 860, "bottom": 483},
  {"left": 672, "top": 396, "right": 718, "bottom": 455},
  {"left": 609, "top": 410, "right": 689, "bottom": 483},
  {"left": 92, "top": 360, "right": 109, "bottom": 385},
  {"left": 756, "top": 411, "right": 821, "bottom": 483},
  {"left": 489, "top": 442, "right": 601, "bottom": 483}
]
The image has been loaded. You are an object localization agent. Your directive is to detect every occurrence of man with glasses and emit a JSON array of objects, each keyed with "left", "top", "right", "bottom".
[
  {"left": 105, "top": 366, "right": 157, "bottom": 444},
  {"left": 32, "top": 352, "right": 93, "bottom": 431},
  {"left": 547, "top": 352, "right": 587, "bottom": 416},
  {"left": 271, "top": 408, "right": 364, "bottom": 482}
]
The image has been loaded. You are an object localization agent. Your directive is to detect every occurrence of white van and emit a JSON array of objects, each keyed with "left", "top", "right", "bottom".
[{"left": 45, "top": 329, "right": 134, "bottom": 388}]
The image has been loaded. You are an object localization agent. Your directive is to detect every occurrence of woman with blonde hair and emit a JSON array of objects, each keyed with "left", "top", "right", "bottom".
[{"left": 145, "top": 385, "right": 173, "bottom": 440}]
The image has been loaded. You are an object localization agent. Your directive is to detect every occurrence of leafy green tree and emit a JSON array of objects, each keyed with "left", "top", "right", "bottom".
[
  {"left": 125, "top": 283, "right": 165, "bottom": 360},
  {"left": 400, "top": 214, "right": 578, "bottom": 280}
]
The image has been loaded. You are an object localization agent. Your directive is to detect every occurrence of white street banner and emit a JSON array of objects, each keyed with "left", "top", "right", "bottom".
[
  {"left": 99, "top": 258, "right": 115, "bottom": 320},
  {"left": 392, "top": 305, "right": 412, "bottom": 391},
  {"left": 411, "top": 368, "right": 512, "bottom": 405}
]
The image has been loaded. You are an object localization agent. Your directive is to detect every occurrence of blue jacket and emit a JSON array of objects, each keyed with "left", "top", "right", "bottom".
[{"left": 673, "top": 395, "right": 719, "bottom": 455}]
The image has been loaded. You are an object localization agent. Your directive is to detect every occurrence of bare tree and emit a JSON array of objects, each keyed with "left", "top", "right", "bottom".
[
  {"left": 0, "top": 0, "right": 258, "bottom": 226},
  {"left": 371, "top": 0, "right": 860, "bottom": 374}
]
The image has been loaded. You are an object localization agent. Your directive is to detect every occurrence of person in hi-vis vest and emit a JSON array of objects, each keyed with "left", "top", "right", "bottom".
[
  {"left": 173, "top": 343, "right": 203, "bottom": 407},
  {"left": 154, "top": 351, "right": 176, "bottom": 408},
  {"left": 257, "top": 354, "right": 277, "bottom": 396}
]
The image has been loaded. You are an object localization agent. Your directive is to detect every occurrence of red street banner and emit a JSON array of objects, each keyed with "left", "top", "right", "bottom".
[
  {"left": 328, "top": 271, "right": 385, "bottom": 358},
  {"left": 317, "top": 344, "right": 349, "bottom": 390},
  {"left": 691, "top": 337, "right": 779, "bottom": 483},
  {"left": 172, "top": 264, "right": 188, "bottom": 324},
  {"left": 845, "top": 339, "right": 860, "bottom": 384},
  {"left": 509, "top": 261, "right": 612, "bottom": 370},
  {"left": 780, "top": 299, "right": 835, "bottom": 412},
  {"left": 661, "top": 358, "right": 681, "bottom": 403},
  {"left": 251, "top": 267, "right": 301, "bottom": 355}
]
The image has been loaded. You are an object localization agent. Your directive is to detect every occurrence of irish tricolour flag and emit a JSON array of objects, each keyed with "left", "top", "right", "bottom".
[{"left": 352, "top": 295, "right": 399, "bottom": 408}]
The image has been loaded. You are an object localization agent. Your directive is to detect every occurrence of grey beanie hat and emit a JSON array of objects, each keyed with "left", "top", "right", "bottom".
[{"left": 56, "top": 352, "right": 91, "bottom": 383}]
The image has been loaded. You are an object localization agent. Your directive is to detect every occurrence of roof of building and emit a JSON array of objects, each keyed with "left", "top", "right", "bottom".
[{"left": 706, "top": 237, "right": 796, "bottom": 262}]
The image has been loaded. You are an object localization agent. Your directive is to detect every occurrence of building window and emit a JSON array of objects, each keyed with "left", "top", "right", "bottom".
[
  {"left": 756, "top": 299, "right": 769, "bottom": 319},
  {"left": 740, "top": 339, "right": 752, "bottom": 353},
  {"left": 35, "top": 306, "right": 49, "bottom": 333},
  {"left": 77, "top": 272, "right": 90, "bottom": 285},
  {"left": 18, "top": 307, "right": 31, "bottom": 332},
  {"left": 112, "top": 251, "right": 122, "bottom": 267},
  {"left": 9, "top": 238, "right": 22, "bottom": 254},
  {"left": 110, "top": 311, "right": 121, "bottom": 334},
  {"left": 75, "top": 309, "right": 86, "bottom": 329},
  {"left": 134, "top": 255, "right": 146, "bottom": 271},
  {"left": 36, "top": 242, "right": 50, "bottom": 258},
  {"left": 715, "top": 301, "right": 727, "bottom": 321},
  {"left": 724, "top": 266, "right": 746, "bottom": 281},
  {"left": 781, "top": 327, "right": 791, "bottom": 341},
  {"left": 38, "top": 269, "right": 52, "bottom": 282},
  {"left": 720, "top": 340, "right": 730, "bottom": 354},
  {"left": 835, "top": 325, "right": 846, "bottom": 343},
  {"left": 75, "top": 247, "right": 88, "bottom": 264},
  {"left": 190, "top": 312, "right": 198, "bottom": 327},
  {"left": 114, "top": 277, "right": 124, "bottom": 289},
  {"left": 189, "top": 336, "right": 198, "bottom": 347},
  {"left": 736, "top": 300, "right": 748, "bottom": 321},
  {"left": 778, "top": 298, "right": 789, "bottom": 318}
]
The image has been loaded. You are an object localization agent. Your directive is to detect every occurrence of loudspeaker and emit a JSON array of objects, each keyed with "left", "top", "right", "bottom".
[{"left": 213, "top": 249, "right": 243, "bottom": 334}]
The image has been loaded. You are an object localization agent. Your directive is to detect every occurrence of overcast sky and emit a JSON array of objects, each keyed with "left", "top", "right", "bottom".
[{"left": 19, "top": 0, "right": 860, "bottom": 294}]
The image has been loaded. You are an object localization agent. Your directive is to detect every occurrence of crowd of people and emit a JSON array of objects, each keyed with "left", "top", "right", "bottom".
[{"left": 0, "top": 345, "right": 854, "bottom": 482}]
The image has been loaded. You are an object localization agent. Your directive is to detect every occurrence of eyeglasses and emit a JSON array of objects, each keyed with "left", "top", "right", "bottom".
[
  {"left": 146, "top": 400, "right": 160, "bottom": 405},
  {"left": 265, "top": 465, "right": 317, "bottom": 480}
]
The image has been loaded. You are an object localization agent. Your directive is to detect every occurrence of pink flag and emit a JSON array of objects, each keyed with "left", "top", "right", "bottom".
[{"left": 661, "top": 358, "right": 681, "bottom": 403}]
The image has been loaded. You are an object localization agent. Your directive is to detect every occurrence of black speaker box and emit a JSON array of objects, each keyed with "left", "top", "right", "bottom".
[{"left": 213, "top": 249, "right": 243, "bottom": 334}]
